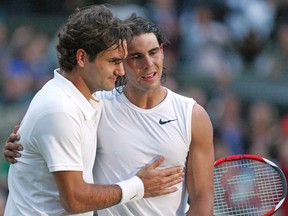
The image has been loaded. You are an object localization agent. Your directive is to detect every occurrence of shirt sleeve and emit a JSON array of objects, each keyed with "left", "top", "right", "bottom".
[{"left": 30, "top": 112, "right": 84, "bottom": 172}]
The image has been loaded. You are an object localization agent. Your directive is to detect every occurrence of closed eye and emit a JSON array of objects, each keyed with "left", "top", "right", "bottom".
[
  {"left": 109, "top": 58, "right": 123, "bottom": 65},
  {"left": 129, "top": 54, "right": 141, "bottom": 59},
  {"left": 149, "top": 47, "right": 160, "bottom": 55}
]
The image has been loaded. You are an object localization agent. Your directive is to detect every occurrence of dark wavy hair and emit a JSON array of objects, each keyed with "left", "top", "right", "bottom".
[
  {"left": 56, "top": 5, "right": 132, "bottom": 72},
  {"left": 115, "top": 13, "right": 169, "bottom": 92}
]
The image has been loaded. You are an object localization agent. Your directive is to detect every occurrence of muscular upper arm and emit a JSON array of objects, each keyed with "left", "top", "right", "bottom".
[{"left": 186, "top": 103, "right": 214, "bottom": 215}]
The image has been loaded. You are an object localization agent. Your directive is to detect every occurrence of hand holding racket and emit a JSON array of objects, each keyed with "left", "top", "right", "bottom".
[{"left": 214, "top": 154, "right": 287, "bottom": 216}]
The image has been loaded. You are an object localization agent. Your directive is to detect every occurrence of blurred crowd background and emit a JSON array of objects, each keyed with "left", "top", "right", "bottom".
[{"left": 1, "top": 0, "right": 288, "bottom": 215}]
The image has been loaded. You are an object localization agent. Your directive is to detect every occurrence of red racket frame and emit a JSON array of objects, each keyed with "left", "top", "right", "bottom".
[{"left": 214, "top": 154, "right": 287, "bottom": 216}]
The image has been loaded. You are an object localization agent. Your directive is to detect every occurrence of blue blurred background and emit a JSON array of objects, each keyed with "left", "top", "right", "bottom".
[{"left": 1, "top": 0, "right": 288, "bottom": 215}]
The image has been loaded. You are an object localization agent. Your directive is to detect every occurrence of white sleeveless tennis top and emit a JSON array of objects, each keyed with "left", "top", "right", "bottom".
[{"left": 94, "top": 88, "right": 195, "bottom": 216}]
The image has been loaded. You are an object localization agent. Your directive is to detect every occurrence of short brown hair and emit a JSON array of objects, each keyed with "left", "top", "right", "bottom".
[{"left": 57, "top": 5, "right": 132, "bottom": 72}]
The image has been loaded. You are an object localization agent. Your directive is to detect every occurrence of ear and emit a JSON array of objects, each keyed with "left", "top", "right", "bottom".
[{"left": 76, "top": 49, "right": 87, "bottom": 67}]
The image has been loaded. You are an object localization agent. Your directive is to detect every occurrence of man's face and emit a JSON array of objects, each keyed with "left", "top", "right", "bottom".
[
  {"left": 124, "top": 33, "right": 164, "bottom": 92},
  {"left": 83, "top": 42, "right": 127, "bottom": 92}
]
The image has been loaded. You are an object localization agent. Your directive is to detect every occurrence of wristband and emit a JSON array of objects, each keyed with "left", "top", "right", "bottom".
[{"left": 115, "top": 176, "right": 144, "bottom": 204}]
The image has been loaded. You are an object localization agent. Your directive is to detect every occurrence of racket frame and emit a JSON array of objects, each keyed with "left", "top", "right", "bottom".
[{"left": 214, "top": 154, "right": 287, "bottom": 216}]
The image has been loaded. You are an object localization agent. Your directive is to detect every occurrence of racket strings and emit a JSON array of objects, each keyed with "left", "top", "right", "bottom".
[{"left": 214, "top": 159, "right": 285, "bottom": 216}]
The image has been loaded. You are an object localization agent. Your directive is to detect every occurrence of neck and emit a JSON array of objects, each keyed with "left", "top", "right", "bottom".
[
  {"left": 123, "top": 86, "right": 167, "bottom": 109},
  {"left": 60, "top": 69, "right": 92, "bottom": 100}
]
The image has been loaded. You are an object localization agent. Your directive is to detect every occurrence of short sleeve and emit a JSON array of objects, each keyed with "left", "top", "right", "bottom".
[{"left": 31, "top": 112, "right": 83, "bottom": 172}]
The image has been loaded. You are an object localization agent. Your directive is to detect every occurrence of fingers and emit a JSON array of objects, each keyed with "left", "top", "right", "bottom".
[
  {"left": 4, "top": 129, "right": 23, "bottom": 164},
  {"left": 144, "top": 168, "right": 184, "bottom": 190},
  {"left": 4, "top": 143, "right": 22, "bottom": 156},
  {"left": 144, "top": 186, "right": 179, "bottom": 197},
  {"left": 7, "top": 133, "right": 20, "bottom": 143},
  {"left": 139, "top": 165, "right": 184, "bottom": 198},
  {"left": 142, "top": 156, "right": 164, "bottom": 170},
  {"left": 12, "top": 125, "right": 20, "bottom": 134},
  {"left": 160, "top": 166, "right": 185, "bottom": 177},
  {"left": 159, "top": 173, "right": 184, "bottom": 188},
  {"left": 4, "top": 142, "right": 22, "bottom": 164},
  {"left": 136, "top": 157, "right": 186, "bottom": 198},
  {"left": 5, "top": 142, "right": 23, "bottom": 152},
  {"left": 4, "top": 148, "right": 19, "bottom": 164}
]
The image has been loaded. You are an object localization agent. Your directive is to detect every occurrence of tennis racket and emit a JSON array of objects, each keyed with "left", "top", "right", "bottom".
[{"left": 214, "top": 154, "right": 287, "bottom": 216}]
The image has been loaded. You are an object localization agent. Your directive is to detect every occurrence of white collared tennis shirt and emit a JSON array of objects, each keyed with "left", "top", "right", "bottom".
[{"left": 5, "top": 69, "right": 101, "bottom": 216}]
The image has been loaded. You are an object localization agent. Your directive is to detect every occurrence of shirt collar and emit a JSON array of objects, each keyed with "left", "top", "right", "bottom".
[{"left": 53, "top": 69, "right": 101, "bottom": 120}]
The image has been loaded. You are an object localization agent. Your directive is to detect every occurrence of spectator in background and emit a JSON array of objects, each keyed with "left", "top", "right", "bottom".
[
  {"left": 224, "top": 0, "right": 275, "bottom": 42},
  {"left": 245, "top": 100, "right": 280, "bottom": 158},
  {"left": 224, "top": 0, "right": 276, "bottom": 73},
  {"left": 218, "top": 92, "right": 245, "bottom": 155},
  {"left": 0, "top": 21, "right": 9, "bottom": 65},
  {"left": 2, "top": 26, "right": 35, "bottom": 105},
  {"left": 178, "top": 2, "right": 242, "bottom": 80},
  {"left": 2, "top": 26, "right": 51, "bottom": 105},
  {"left": 254, "top": 22, "right": 288, "bottom": 79},
  {"left": 24, "top": 33, "right": 51, "bottom": 90},
  {"left": 0, "top": 21, "right": 9, "bottom": 104}
]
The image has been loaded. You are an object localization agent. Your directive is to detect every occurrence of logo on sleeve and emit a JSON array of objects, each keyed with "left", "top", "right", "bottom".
[{"left": 159, "top": 118, "right": 178, "bottom": 125}]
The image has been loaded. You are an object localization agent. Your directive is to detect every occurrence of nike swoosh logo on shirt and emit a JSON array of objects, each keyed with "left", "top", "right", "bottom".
[{"left": 159, "top": 118, "right": 178, "bottom": 125}]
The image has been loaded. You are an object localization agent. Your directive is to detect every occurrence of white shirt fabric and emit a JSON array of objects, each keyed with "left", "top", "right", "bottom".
[
  {"left": 94, "top": 88, "right": 195, "bottom": 216},
  {"left": 4, "top": 70, "right": 101, "bottom": 216}
]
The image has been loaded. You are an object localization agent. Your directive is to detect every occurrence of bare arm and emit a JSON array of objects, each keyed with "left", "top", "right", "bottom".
[
  {"left": 52, "top": 170, "right": 121, "bottom": 213},
  {"left": 4, "top": 126, "right": 110, "bottom": 214},
  {"left": 186, "top": 104, "right": 214, "bottom": 216},
  {"left": 53, "top": 158, "right": 184, "bottom": 213},
  {"left": 4, "top": 126, "right": 184, "bottom": 212}
]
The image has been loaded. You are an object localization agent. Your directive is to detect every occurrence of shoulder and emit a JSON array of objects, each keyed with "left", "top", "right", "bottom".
[
  {"left": 167, "top": 88, "right": 196, "bottom": 104},
  {"left": 165, "top": 89, "right": 197, "bottom": 120},
  {"left": 30, "top": 89, "right": 85, "bottom": 124},
  {"left": 191, "top": 103, "right": 213, "bottom": 139},
  {"left": 192, "top": 103, "right": 211, "bottom": 123}
]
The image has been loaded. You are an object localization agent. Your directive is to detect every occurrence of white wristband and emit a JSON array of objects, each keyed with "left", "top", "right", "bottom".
[{"left": 115, "top": 176, "right": 144, "bottom": 204}]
